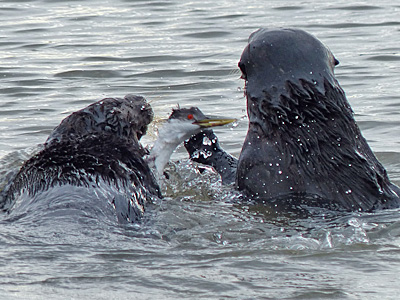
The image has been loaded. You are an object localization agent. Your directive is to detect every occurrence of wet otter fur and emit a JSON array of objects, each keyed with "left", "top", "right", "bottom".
[
  {"left": 186, "top": 28, "right": 400, "bottom": 212},
  {"left": 2, "top": 95, "right": 161, "bottom": 222},
  {"left": 236, "top": 28, "right": 400, "bottom": 211}
]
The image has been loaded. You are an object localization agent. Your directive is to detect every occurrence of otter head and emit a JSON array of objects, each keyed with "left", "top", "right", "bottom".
[
  {"left": 238, "top": 28, "right": 341, "bottom": 135},
  {"left": 46, "top": 95, "right": 154, "bottom": 147},
  {"left": 104, "top": 94, "right": 153, "bottom": 141}
]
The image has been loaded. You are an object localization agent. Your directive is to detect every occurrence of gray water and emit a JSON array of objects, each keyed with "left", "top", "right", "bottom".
[{"left": 1, "top": 0, "right": 400, "bottom": 299}]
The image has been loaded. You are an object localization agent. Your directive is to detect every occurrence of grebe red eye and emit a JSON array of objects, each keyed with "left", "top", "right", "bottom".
[{"left": 187, "top": 114, "right": 194, "bottom": 120}]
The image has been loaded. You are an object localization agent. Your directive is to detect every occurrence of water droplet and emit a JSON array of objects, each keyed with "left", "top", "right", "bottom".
[{"left": 202, "top": 136, "right": 212, "bottom": 146}]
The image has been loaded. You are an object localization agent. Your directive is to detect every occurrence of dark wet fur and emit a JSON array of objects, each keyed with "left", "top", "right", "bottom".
[
  {"left": 236, "top": 28, "right": 400, "bottom": 211},
  {"left": 185, "top": 28, "right": 400, "bottom": 212},
  {"left": 185, "top": 129, "right": 237, "bottom": 185},
  {"left": 2, "top": 95, "right": 161, "bottom": 221},
  {"left": 46, "top": 94, "right": 153, "bottom": 146}
]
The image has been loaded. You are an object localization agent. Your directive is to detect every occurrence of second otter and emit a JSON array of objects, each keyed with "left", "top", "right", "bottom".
[{"left": 186, "top": 28, "right": 400, "bottom": 212}]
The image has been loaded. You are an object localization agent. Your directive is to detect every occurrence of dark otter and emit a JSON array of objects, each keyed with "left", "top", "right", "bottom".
[
  {"left": 187, "top": 28, "right": 400, "bottom": 212},
  {"left": 2, "top": 95, "right": 235, "bottom": 222},
  {"left": 2, "top": 95, "right": 161, "bottom": 222}
]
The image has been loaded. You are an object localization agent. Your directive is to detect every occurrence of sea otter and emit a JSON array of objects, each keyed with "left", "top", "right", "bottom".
[
  {"left": 1, "top": 95, "right": 234, "bottom": 222},
  {"left": 1, "top": 95, "right": 160, "bottom": 222},
  {"left": 186, "top": 28, "right": 400, "bottom": 212}
]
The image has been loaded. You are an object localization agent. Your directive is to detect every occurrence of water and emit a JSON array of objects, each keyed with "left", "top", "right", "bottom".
[{"left": 1, "top": 0, "right": 400, "bottom": 299}]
